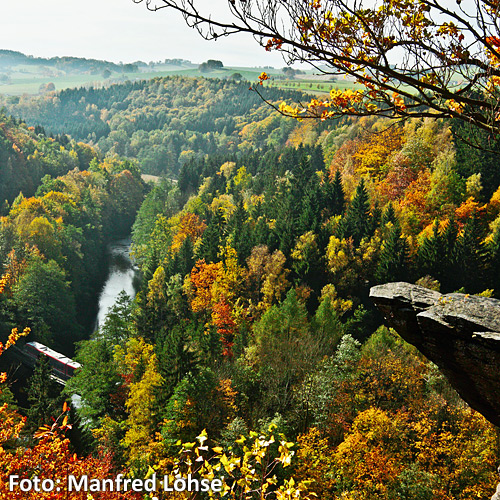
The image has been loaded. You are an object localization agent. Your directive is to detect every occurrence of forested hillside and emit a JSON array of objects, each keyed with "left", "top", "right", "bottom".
[
  {"left": 1, "top": 73, "right": 500, "bottom": 498},
  {"left": 0, "top": 111, "right": 99, "bottom": 207},
  {"left": 0, "top": 49, "right": 137, "bottom": 74},
  {"left": 0, "top": 118, "right": 145, "bottom": 352},
  {"left": 1, "top": 77, "right": 306, "bottom": 178}
]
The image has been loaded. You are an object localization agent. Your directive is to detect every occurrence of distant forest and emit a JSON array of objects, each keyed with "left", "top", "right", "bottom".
[
  {"left": 0, "top": 49, "right": 140, "bottom": 74},
  {"left": 1, "top": 77, "right": 310, "bottom": 177}
]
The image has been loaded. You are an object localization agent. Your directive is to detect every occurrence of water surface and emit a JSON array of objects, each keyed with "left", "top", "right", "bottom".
[{"left": 95, "top": 237, "right": 139, "bottom": 330}]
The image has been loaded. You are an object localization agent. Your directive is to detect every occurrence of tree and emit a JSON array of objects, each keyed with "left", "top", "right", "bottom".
[
  {"left": 323, "top": 169, "right": 345, "bottom": 218},
  {"left": 12, "top": 256, "right": 79, "bottom": 348},
  {"left": 417, "top": 220, "right": 445, "bottom": 281},
  {"left": 65, "top": 337, "right": 123, "bottom": 424},
  {"left": 376, "top": 220, "right": 410, "bottom": 283},
  {"left": 198, "top": 208, "right": 225, "bottom": 263},
  {"left": 136, "top": 0, "right": 500, "bottom": 136},
  {"left": 253, "top": 289, "right": 322, "bottom": 416},
  {"left": 120, "top": 339, "right": 163, "bottom": 467},
  {"left": 340, "top": 178, "right": 373, "bottom": 245},
  {"left": 454, "top": 213, "right": 487, "bottom": 292},
  {"left": 26, "top": 356, "right": 63, "bottom": 431}
]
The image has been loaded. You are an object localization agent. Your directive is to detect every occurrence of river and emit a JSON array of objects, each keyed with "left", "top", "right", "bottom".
[{"left": 94, "top": 237, "right": 140, "bottom": 331}]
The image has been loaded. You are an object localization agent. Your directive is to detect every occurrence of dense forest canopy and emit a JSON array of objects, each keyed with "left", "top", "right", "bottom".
[
  {"left": 0, "top": 114, "right": 145, "bottom": 352},
  {"left": 1, "top": 77, "right": 310, "bottom": 177},
  {"left": 0, "top": 67, "right": 500, "bottom": 498}
]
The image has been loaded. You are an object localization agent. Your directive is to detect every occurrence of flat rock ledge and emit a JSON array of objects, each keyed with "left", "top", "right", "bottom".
[{"left": 370, "top": 282, "right": 500, "bottom": 427}]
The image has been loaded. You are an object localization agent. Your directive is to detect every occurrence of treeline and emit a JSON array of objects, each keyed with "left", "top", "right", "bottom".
[
  {"left": 0, "top": 49, "right": 137, "bottom": 74},
  {"left": 0, "top": 122, "right": 145, "bottom": 352},
  {"left": 65, "top": 115, "right": 500, "bottom": 498},
  {"left": 1, "top": 77, "right": 311, "bottom": 177},
  {"left": 0, "top": 111, "right": 99, "bottom": 209}
]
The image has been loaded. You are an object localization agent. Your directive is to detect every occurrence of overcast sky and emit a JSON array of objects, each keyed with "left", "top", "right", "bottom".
[{"left": 0, "top": 0, "right": 285, "bottom": 67}]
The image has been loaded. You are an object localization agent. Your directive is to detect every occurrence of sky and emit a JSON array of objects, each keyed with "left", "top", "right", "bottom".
[{"left": 0, "top": 0, "right": 285, "bottom": 67}]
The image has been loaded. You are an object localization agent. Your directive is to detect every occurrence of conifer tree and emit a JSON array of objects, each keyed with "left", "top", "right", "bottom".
[
  {"left": 273, "top": 186, "right": 298, "bottom": 256},
  {"left": 198, "top": 208, "right": 225, "bottom": 263},
  {"left": 417, "top": 220, "right": 444, "bottom": 281},
  {"left": 168, "top": 236, "right": 195, "bottom": 277},
  {"left": 229, "top": 199, "right": 254, "bottom": 264},
  {"left": 454, "top": 214, "right": 487, "bottom": 292},
  {"left": 487, "top": 225, "right": 500, "bottom": 295},
  {"left": 310, "top": 145, "right": 326, "bottom": 172},
  {"left": 156, "top": 325, "right": 198, "bottom": 398},
  {"left": 254, "top": 216, "right": 271, "bottom": 248},
  {"left": 298, "top": 184, "right": 322, "bottom": 236},
  {"left": 295, "top": 153, "right": 316, "bottom": 186},
  {"left": 323, "top": 169, "right": 345, "bottom": 217},
  {"left": 376, "top": 220, "right": 410, "bottom": 283},
  {"left": 381, "top": 202, "right": 396, "bottom": 226},
  {"left": 26, "top": 356, "right": 63, "bottom": 431},
  {"left": 340, "top": 178, "right": 372, "bottom": 245}
]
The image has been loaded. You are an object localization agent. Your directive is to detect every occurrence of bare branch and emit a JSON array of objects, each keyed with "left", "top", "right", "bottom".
[{"left": 133, "top": 0, "right": 500, "bottom": 135}]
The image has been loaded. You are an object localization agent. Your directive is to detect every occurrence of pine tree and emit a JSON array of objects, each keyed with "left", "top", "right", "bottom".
[
  {"left": 198, "top": 209, "right": 225, "bottom": 263},
  {"left": 341, "top": 178, "right": 372, "bottom": 245},
  {"left": 323, "top": 169, "right": 345, "bottom": 217},
  {"left": 228, "top": 198, "right": 254, "bottom": 264},
  {"left": 156, "top": 325, "right": 198, "bottom": 398},
  {"left": 26, "top": 356, "right": 63, "bottom": 431},
  {"left": 381, "top": 202, "right": 396, "bottom": 226},
  {"left": 310, "top": 145, "right": 326, "bottom": 172},
  {"left": 254, "top": 216, "right": 271, "bottom": 247},
  {"left": 454, "top": 213, "right": 487, "bottom": 292},
  {"left": 298, "top": 184, "right": 322, "bottom": 235},
  {"left": 487, "top": 225, "right": 500, "bottom": 295},
  {"left": 168, "top": 236, "right": 195, "bottom": 277},
  {"left": 376, "top": 220, "right": 410, "bottom": 283},
  {"left": 417, "top": 220, "right": 443, "bottom": 281}
]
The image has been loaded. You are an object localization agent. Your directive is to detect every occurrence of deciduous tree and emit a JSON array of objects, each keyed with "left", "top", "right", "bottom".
[{"left": 136, "top": 0, "right": 500, "bottom": 137}]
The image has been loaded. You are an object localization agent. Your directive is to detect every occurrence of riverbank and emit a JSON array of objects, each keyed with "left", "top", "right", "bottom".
[{"left": 94, "top": 237, "right": 140, "bottom": 332}]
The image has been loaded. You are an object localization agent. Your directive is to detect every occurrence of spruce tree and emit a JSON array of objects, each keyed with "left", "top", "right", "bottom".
[
  {"left": 381, "top": 202, "right": 397, "bottom": 226},
  {"left": 26, "top": 356, "right": 63, "bottom": 431},
  {"left": 376, "top": 220, "right": 410, "bottom": 283},
  {"left": 298, "top": 183, "right": 322, "bottom": 235},
  {"left": 323, "top": 169, "right": 345, "bottom": 217},
  {"left": 417, "top": 220, "right": 444, "bottom": 282},
  {"left": 341, "top": 178, "right": 372, "bottom": 245},
  {"left": 487, "top": 225, "right": 500, "bottom": 294},
  {"left": 436, "top": 217, "right": 459, "bottom": 291},
  {"left": 229, "top": 197, "right": 254, "bottom": 263},
  {"left": 156, "top": 325, "right": 198, "bottom": 399},
  {"left": 198, "top": 208, "right": 225, "bottom": 263},
  {"left": 310, "top": 145, "right": 326, "bottom": 172},
  {"left": 454, "top": 213, "right": 487, "bottom": 292},
  {"left": 168, "top": 237, "right": 195, "bottom": 277}
]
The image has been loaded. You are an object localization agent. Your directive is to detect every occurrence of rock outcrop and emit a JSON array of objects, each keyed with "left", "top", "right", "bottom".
[{"left": 370, "top": 282, "right": 500, "bottom": 427}]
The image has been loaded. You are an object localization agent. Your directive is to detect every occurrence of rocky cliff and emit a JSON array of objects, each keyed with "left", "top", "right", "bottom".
[{"left": 369, "top": 282, "right": 500, "bottom": 427}]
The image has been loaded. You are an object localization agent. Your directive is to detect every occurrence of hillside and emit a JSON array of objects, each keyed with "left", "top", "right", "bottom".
[
  {"left": 0, "top": 116, "right": 145, "bottom": 351},
  {"left": 0, "top": 49, "right": 326, "bottom": 96},
  {"left": 1, "top": 76, "right": 311, "bottom": 177},
  {"left": 0, "top": 111, "right": 98, "bottom": 207},
  {"left": 63, "top": 114, "right": 500, "bottom": 498}
]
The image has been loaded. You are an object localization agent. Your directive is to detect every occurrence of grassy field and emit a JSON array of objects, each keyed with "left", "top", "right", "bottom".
[
  {"left": 0, "top": 60, "right": 363, "bottom": 97},
  {"left": 0, "top": 64, "right": 280, "bottom": 96},
  {"left": 267, "top": 78, "right": 363, "bottom": 94}
]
